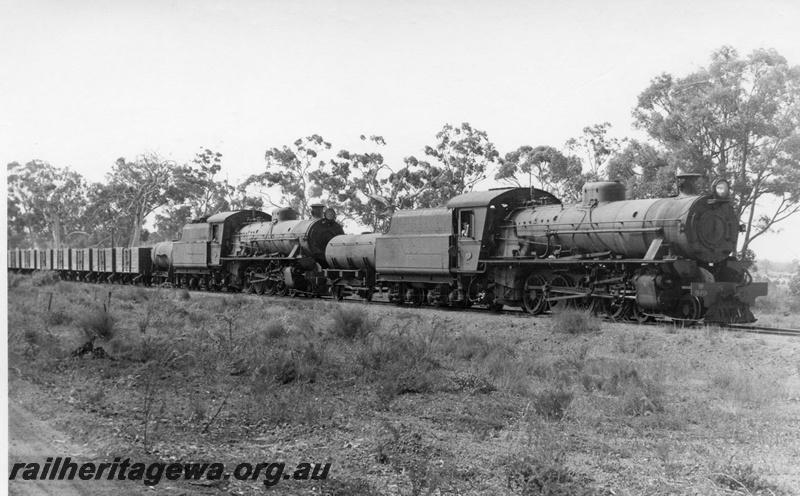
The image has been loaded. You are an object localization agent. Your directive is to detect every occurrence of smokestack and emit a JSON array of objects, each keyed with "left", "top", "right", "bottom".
[
  {"left": 676, "top": 173, "right": 703, "bottom": 197},
  {"left": 310, "top": 204, "right": 325, "bottom": 219}
]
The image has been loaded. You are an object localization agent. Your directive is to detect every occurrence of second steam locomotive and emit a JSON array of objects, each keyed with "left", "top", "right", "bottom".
[{"left": 8, "top": 174, "right": 767, "bottom": 325}]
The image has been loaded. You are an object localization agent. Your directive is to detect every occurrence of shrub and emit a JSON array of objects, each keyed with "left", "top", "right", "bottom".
[
  {"left": 532, "top": 386, "right": 574, "bottom": 420},
  {"left": 550, "top": 308, "right": 601, "bottom": 334},
  {"left": 261, "top": 320, "right": 287, "bottom": 340},
  {"left": 711, "top": 365, "right": 781, "bottom": 407},
  {"left": 8, "top": 273, "right": 25, "bottom": 288},
  {"left": 44, "top": 309, "right": 72, "bottom": 326},
  {"left": 503, "top": 430, "right": 589, "bottom": 496},
  {"left": 117, "top": 286, "right": 149, "bottom": 303},
  {"left": 712, "top": 463, "right": 784, "bottom": 494},
  {"left": 30, "top": 271, "right": 61, "bottom": 287},
  {"left": 444, "top": 333, "right": 514, "bottom": 361},
  {"left": 328, "top": 306, "right": 376, "bottom": 340},
  {"left": 580, "top": 358, "right": 665, "bottom": 416},
  {"left": 78, "top": 307, "right": 117, "bottom": 341},
  {"left": 483, "top": 350, "right": 535, "bottom": 396}
]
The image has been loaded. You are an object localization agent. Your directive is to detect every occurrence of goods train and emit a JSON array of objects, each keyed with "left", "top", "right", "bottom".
[{"left": 7, "top": 173, "right": 768, "bottom": 324}]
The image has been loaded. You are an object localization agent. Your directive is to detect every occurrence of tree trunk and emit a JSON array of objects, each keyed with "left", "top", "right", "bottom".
[
  {"left": 51, "top": 215, "right": 61, "bottom": 249},
  {"left": 130, "top": 211, "right": 142, "bottom": 247}
]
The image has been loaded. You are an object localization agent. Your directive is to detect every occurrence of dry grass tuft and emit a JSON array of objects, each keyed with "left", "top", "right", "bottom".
[
  {"left": 550, "top": 308, "right": 601, "bottom": 334},
  {"left": 327, "top": 305, "right": 377, "bottom": 340},
  {"left": 78, "top": 306, "right": 117, "bottom": 341}
]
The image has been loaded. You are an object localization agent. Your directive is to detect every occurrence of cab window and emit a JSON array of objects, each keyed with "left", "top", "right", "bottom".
[{"left": 459, "top": 210, "right": 473, "bottom": 238}]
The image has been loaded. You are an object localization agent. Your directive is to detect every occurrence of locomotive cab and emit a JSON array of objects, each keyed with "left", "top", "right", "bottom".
[
  {"left": 447, "top": 188, "right": 559, "bottom": 272},
  {"left": 173, "top": 210, "right": 271, "bottom": 272}
]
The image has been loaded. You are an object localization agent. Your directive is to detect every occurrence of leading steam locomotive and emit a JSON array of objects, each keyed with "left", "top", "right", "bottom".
[{"left": 7, "top": 173, "right": 767, "bottom": 324}]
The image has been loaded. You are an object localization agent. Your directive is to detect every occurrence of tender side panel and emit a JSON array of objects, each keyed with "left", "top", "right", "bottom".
[{"left": 376, "top": 208, "right": 452, "bottom": 277}]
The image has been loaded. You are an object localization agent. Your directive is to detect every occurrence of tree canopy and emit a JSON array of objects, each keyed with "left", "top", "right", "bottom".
[
  {"left": 7, "top": 161, "right": 87, "bottom": 248},
  {"left": 495, "top": 145, "right": 583, "bottom": 201},
  {"left": 633, "top": 46, "right": 800, "bottom": 257},
  {"left": 243, "top": 135, "right": 332, "bottom": 217}
]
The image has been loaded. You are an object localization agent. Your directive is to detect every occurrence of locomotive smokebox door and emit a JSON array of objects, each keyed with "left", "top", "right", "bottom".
[{"left": 457, "top": 209, "right": 481, "bottom": 272}]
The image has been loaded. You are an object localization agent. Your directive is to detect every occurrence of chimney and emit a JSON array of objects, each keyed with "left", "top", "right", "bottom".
[{"left": 676, "top": 173, "right": 703, "bottom": 197}]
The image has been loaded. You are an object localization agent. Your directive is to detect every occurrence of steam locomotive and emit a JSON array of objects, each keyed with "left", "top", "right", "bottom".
[{"left": 7, "top": 173, "right": 767, "bottom": 324}]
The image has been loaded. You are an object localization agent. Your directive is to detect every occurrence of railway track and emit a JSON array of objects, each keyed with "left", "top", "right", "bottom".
[
  {"left": 208, "top": 285, "right": 800, "bottom": 338},
  {"left": 22, "top": 276, "right": 800, "bottom": 338},
  {"left": 724, "top": 324, "right": 800, "bottom": 337}
]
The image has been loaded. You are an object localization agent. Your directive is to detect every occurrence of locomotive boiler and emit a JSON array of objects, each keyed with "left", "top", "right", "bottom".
[{"left": 506, "top": 177, "right": 737, "bottom": 263}]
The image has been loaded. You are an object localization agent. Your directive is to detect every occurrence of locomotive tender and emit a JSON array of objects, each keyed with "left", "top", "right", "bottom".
[{"left": 8, "top": 174, "right": 767, "bottom": 325}]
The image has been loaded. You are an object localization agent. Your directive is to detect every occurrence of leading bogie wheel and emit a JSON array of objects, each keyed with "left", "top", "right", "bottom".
[
  {"left": 632, "top": 304, "right": 653, "bottom": 324},
  {"left": 276, "top": 280, "right": 288, "bottom": 297}
]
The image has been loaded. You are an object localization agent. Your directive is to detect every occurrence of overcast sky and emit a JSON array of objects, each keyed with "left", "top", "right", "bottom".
[{"left": 3, "top": 0, "right": 800, "bottom": 262}]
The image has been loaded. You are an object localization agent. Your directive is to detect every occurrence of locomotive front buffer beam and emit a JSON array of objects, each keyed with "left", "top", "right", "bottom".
[{"left": 691, "top": 281, "right": 768, "bottom": 324}]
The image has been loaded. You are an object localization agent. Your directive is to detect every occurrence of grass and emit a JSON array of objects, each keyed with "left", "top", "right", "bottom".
[
  {"left": 327, "top": 305, "right": 377, "bottom": 340},
  {"left": 77, "top": 306, "right": 118, "bottom": 341},
  {"left": 712, "top": 463, "right": 787, "bottom": 495},
  {"left": 549, "top": 307, "right": 602, "bottom": 334},
  {"left": 6, "top": 274, "right": 798, "bottom": 495}
]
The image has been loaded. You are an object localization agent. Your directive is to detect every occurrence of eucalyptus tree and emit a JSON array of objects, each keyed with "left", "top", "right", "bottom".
[
  {"left": 7, "top": 160, "right": 88, "bottom": 248},
  {"left": 495, "top": 145, "right": 584, "bottom": 202},
  {"left": 634, "top": 46, "right": 800, "bottom": 257}
]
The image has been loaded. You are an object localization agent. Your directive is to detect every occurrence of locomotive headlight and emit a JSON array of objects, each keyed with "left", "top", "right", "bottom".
[
  {"left": 324, "top": 208, "right": 336, "bottom": 221},
  {"left": 712, "top": 179, "right": 731, "bottom": 199}
]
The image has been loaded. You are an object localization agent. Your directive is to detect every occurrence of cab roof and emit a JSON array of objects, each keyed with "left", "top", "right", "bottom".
[
  {"left": 446, "top": 188, "right": 560, "bottom": 209},
  {"left": 206, "top": 210, "right": 271, "bottom": 223}
]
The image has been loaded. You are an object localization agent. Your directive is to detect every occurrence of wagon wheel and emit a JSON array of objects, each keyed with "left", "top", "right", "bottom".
[
  {"left": 276, "top": 280, "right": 288, "bottom": 297},
  {"left": 405, "top": 287, "right": 424, "bottom": 307},
  {"left": 363, "top": 287, "right": 374, "bottom": 302},
  {"left": 632, "top": 303, "right": 653, "bottom": 324},
  {"left": 590, "top": 293, "right": 611, "bottom": 317},
  {"left": 392, "top": 284, "right": 406, "bottom": 306},
  {"left": 547, "top": 274, "right": 573, "bottom": 312},
  {"left": 522, "top": 274, "right": 548, "bottom": 315},
  {"left": 332, "top": 285, "right": 344, "bottom": 301},
  {"left": 606, "top": 299, "right": 631, "bottom": 321},
  {"left": 675, "top": 296, "right": 703, "bottom": 327},
  {"left": 252, "top": 268, "right": 266, "bottom": 295},
  {"left": 264, "top": 279, "right": 276, "bottom": 296},
  {"left": 242, "top": 268, "right": 256, "bottom": 294}
]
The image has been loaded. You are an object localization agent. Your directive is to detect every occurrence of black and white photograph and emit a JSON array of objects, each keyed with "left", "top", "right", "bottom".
[{"left": 4, "top": 0, "right": 800, "bottom": 494}]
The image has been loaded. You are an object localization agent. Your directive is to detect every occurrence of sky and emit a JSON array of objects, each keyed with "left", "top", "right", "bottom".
[{"left": 2, "top": 0, "right": 800, "bottom": 262}]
